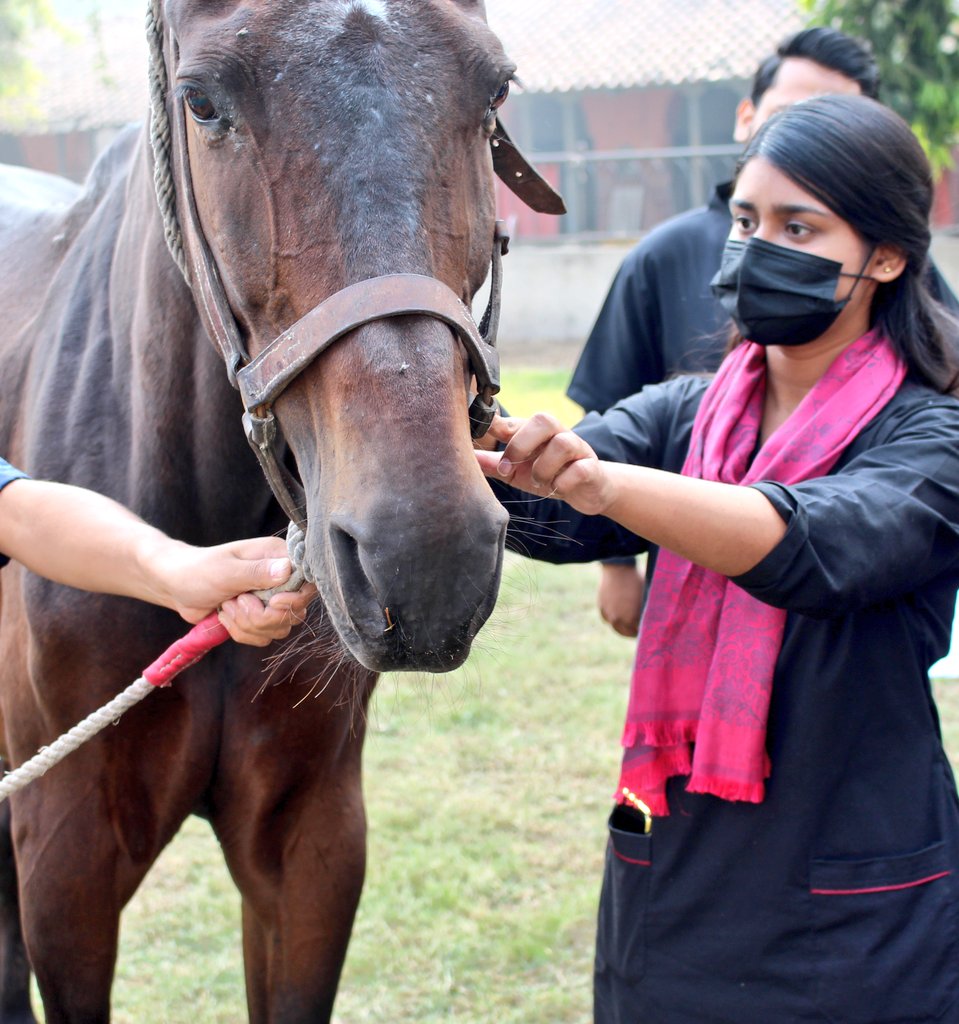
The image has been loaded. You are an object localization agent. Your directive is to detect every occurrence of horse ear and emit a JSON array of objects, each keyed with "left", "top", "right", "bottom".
[
  {"left": 491, "top": 119, "right": 567, "bottom": 216},
  {"left": 449, "top": 0, "right": 488, "bottom": 20}
]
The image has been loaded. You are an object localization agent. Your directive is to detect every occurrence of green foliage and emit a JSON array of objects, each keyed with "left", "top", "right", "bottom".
[
  {"left": 801, "top": 0, "right": 959, "bottom": 172},
  {"left": 0, "top": 0, "right": 54, "bottom": 98}
]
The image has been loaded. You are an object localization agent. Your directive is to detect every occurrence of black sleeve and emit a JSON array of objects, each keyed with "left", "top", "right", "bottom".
[
  {"left": 566, "top": 207, "right": 730, "bottom": 415},
  {"left": 927, "top": 260, "right": 959, "bottom": 316},
  {"left": 733, "top": 396, "right": 959, "bottom": 616},
  {"left": 566, "top": 242, "right": 664, "bottom": 415},
  {"left": 0, "top": 457, "right": 30, "bottom": 569},
  {"left": 491, "top": 378, "right": 706, "bottom": 565}
]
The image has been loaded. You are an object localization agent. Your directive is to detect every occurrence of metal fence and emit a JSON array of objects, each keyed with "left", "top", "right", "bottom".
[{"left": 499, "top": 144, "right": 959, "bottom": 242}]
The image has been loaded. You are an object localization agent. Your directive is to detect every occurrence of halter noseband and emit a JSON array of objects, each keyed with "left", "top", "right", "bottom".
[{"left": 238, "top": 243, "right": 509, "bottom": 529}]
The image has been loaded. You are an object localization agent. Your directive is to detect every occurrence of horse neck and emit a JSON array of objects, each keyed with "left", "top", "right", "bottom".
[{"left": 113, "top": 130, "right": 279, "bottom": 543}]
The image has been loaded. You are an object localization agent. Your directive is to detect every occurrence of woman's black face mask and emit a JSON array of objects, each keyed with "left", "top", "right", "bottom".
[{"left": 710, "top": 237, "right": 875, "bottom": 347}]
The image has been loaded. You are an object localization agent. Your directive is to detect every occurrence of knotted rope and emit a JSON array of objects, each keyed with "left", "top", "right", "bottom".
[
  {"left": 146, "top": 0, "right": 188, "bottom": 280},
  {"left": 0, "top": 524, "right": 310, "bottom": 803}
]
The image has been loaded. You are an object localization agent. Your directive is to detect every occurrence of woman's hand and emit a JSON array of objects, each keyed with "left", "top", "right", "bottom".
[
  {"left": 475, "top": 413, "right": 616, "bottom": 515},
  {"left": 476, "top": 413, "right": 786, "bottom": 578}
]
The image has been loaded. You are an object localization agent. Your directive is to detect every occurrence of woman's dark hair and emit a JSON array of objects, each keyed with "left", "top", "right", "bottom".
[{"left": 735, "top": 93, "right": 959, "bottom": 394}]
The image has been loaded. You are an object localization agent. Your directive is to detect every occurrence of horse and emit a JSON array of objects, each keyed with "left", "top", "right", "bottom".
[{"left": 0, "top": 1, "right": 563, "bottom": 1020}]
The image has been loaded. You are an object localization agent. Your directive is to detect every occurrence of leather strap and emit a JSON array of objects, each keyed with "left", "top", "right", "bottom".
[
  {"left": 491, "top": 119, "right": 567, "bottom": 216},
  {"left": 235, "top": 269, "right": 502, "bottom": 527},
  {"left": 168, "top": 32, "right": 251, "bottom": 385},
  {"left": 157, "top": 14, "right": 561, "bottom": 528},
  {"left": 237, "top": 275, "right": 499, "bottom": 411}
]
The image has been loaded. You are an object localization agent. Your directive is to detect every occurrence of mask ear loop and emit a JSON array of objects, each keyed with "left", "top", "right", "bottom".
[{"left": 837, "top": 247, "right": 880, "bottom": 305}]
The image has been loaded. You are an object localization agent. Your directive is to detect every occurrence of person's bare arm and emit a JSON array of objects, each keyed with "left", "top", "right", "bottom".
[
  {"left": 597, "top": 562, "right": 646, "bottom": 637},
  {"left": 0, "top": 478, "right": 315, "bottom": 647},
  {"left": 476, "top": 414, "right": 786, "bottom": 577}
]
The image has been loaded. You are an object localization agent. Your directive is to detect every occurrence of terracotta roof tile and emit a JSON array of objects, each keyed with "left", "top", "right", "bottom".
[
  {"left": 0, "top": 2, "right": 804, "bottom": 133},
  {"left": 485, "top": 0, "right": 804, "bottom": 92}
]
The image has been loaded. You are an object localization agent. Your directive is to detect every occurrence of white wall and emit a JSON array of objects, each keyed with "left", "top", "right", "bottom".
[
  {"left": 932, "top": 234, "right": 959, "bottom": 300},
  {"left": 496, "top": 234, "right": 959, "bottom": 354}
]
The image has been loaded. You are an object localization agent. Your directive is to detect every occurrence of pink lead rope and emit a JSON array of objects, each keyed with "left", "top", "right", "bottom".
[{"left": 142, "top": 612, "right": 230, "bottom": 687}]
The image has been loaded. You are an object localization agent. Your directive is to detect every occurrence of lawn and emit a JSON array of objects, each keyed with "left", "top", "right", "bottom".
[
  {"left": 30, "top": 364, "right": 959, "bottom": 1022},
  {"left": 80, "top": 559, "right": 634, "bottom": 1024}
]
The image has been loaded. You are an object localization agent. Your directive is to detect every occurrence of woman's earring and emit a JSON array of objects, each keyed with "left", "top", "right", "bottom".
[{"left": 883, "top": 265, "right": 893, "bottom": 274}]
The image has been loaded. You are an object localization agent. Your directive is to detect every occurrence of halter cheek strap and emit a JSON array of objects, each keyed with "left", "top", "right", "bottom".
[{"left": 491, "top": 118, "right": 566, "bottom": 216}]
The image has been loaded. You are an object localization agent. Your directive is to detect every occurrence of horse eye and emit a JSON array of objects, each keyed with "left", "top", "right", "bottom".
[
  {"left": 491, "top": 80, "right": 509, "bottom": 110},
  {"left": 184, "top": 87, "right": 219, "bottom": 124}
]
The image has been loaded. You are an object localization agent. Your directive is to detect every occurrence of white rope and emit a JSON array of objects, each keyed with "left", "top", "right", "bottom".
[
  {"left": 284, "top": 521, "right": 315, "bottom": 584},
  {"left": 0, "top": 677, "right": 155, "bottom": 803},
  {"left": 0, "top": 526, "right": 311, "bottom": 803},
  {"left": 146, "top": 0, "right": 188, "bottom": 280}
]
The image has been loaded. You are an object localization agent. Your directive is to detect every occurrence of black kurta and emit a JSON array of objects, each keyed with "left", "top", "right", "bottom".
[{"left": 492, "top": 375, "right": 959, "bottom": 1023}]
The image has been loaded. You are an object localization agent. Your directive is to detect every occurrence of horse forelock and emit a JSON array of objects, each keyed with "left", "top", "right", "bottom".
[
  {"left": 259, "top": 1, "right": 506, "bottom": 278},
  {"left": 165, "top": 0, "right": 510, "bottom": 315},
  {"left": 329, "top": 0, "right": 393, "bottom": 27}
]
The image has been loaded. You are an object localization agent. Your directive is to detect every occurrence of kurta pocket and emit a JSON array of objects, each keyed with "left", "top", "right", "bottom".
[
  {"left": 809, "top": 841, "right": 958, "bottom": 1023},
  {"left": 596, "top": 805, "right": 653, "bottom": 988}
]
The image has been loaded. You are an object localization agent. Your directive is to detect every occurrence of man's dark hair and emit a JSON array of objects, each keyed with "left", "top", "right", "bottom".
[{"left": 750, "top": 27, "right": 881, "bottom": 105}]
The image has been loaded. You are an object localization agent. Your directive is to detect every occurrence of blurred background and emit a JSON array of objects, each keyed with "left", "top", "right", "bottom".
[{"left": 2, "top": 0, "right": 957, "bottom": 349}]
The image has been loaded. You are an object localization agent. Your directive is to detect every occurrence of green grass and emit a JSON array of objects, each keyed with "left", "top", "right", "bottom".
[
  {"left": 29, "top": 366, "right": 959, "bottom": 1022},
  {"left": 63, "top": 556, "right": 631, "bottom": 1024},
  {"left": 499, "top": 366, "right": 584, "bottom": 423}
]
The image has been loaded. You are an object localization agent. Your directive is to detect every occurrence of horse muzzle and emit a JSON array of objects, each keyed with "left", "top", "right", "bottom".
[{"left": 314, "top": 504, "right": 507, "bottom": 673}]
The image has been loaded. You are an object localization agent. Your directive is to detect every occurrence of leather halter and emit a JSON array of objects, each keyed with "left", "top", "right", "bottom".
[
  {"left": 158, "top": 19, "right": 565, "bottom": 527},
  {"left": 237, "top": 240, "right": 509, "bottom": 529}
]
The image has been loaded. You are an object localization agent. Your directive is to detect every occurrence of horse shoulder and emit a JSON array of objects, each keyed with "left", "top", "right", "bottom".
[{"left": 0, "top": 125, "right": 143, "bottom": 293}]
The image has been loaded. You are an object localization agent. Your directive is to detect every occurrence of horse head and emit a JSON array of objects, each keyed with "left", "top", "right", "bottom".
[{"left": 154, "top": 0, "right": 557, "bottom": 672}]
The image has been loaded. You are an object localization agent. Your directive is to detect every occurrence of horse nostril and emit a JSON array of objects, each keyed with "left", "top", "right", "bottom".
[{"left": 328, "top": 522, "right": 371, "bottom": 603}]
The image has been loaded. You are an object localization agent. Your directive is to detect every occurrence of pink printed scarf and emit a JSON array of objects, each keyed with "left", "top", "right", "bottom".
[{"left": 618, "top": 330, "right": 906, "bottom": 816}]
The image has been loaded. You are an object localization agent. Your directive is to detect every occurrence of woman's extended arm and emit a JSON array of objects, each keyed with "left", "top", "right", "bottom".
[
  {"left": 476, "top": 414, "right": 786, "bottom": 577},
  {"left": 0, "top": 478, "right": 314, "bottom": 646}
]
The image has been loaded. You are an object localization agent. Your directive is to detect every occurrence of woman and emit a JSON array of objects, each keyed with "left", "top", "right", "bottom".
[{"left": 477, "top": 95, "right": 959, "bottom": 1023}]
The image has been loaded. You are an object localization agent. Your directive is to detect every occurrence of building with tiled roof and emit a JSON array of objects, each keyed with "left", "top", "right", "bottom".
[
  {"left": 484, "top": 0, "right": 803, "bottom": 236},
  {"left": 0, "top": 0, "right": 804, "bottom": 137},
  {"left": 3, "top": 0, "right": 898, "bottom": 240}
]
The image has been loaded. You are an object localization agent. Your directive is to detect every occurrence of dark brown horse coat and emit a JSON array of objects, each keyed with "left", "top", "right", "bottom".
[{"left": 0, "top": 2, "right": 548, "bottom": 1020}]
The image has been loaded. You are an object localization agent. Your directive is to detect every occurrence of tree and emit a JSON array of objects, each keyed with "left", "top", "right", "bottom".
[
  {"left": 802, "top": 0, "right": 959, "bottom": 172},
  {"left": 0, "top": 0, "right": 55, "bottom": 99}
]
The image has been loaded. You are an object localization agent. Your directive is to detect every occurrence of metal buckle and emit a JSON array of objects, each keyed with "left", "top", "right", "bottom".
[{"left": 468, "top": 392, "right": 497, "bottom": 439}]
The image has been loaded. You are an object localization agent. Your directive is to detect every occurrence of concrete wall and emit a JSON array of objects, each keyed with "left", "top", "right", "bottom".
[
  {"left": 496, "top": 244, "right": 626, "bottom": 352},
  {"left": 496, "top": 234, "right": 959, "bottom": 355},
  {"left": 932, "top": 234, "right": 959, "bottom": 300}
]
